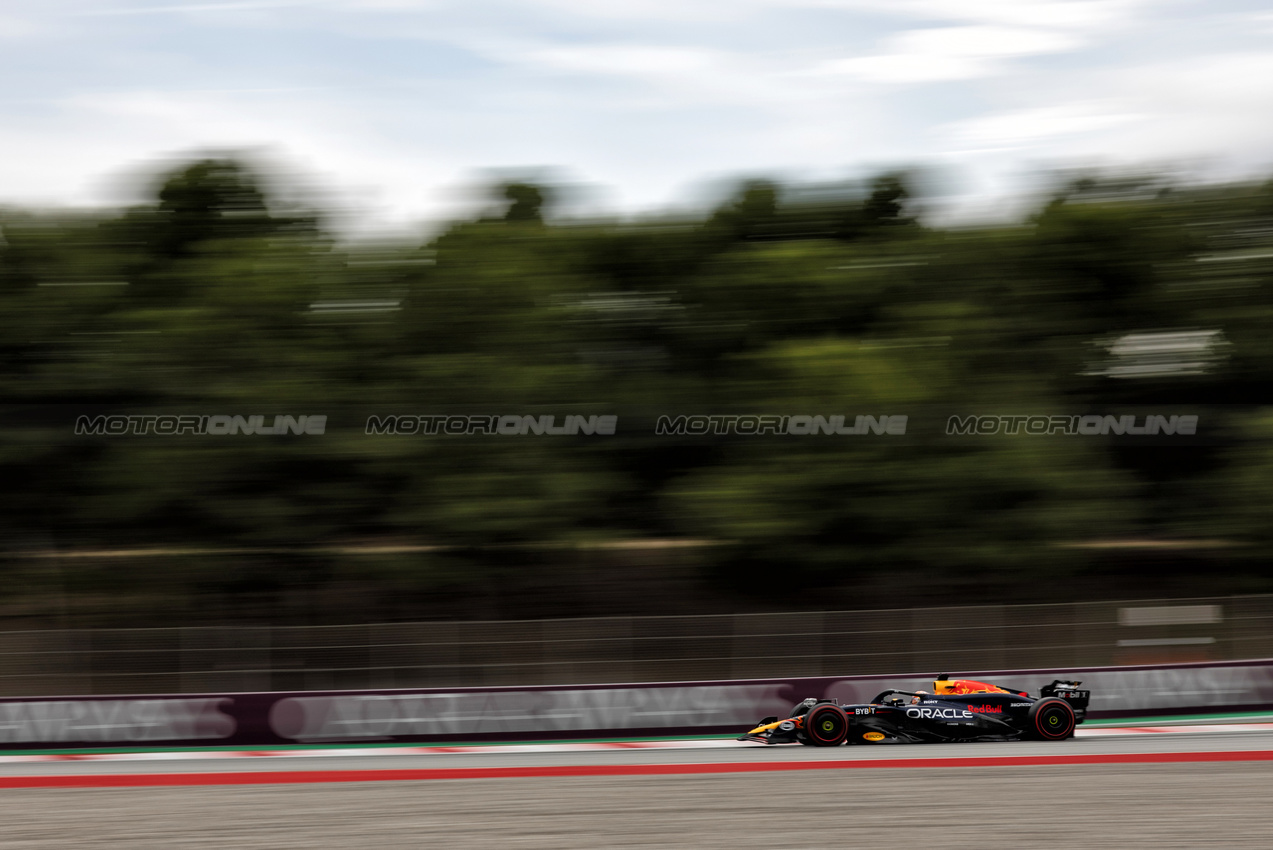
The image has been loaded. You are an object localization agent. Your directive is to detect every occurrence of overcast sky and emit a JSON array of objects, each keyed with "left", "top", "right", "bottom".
[{"left": 4, "top": 0, "right": 1272, "bottom": 233}]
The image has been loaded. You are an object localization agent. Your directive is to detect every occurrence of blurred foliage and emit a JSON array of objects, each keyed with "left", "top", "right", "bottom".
[{"left": 3, "top": 158, "right": 1273, "bottom": 624}]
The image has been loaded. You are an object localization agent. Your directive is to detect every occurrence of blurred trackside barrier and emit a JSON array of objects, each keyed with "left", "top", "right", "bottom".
[
  {"left": 0, "top": 595, "right": 1270, "bottom": 698},
  {"left": 0, "top": 659, "right": 1270, "bottom": 749}
]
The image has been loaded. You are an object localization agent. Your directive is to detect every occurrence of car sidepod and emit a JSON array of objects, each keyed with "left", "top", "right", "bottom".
[{"left": 849, "top": 694, "right": 1038, "bottom": 743}]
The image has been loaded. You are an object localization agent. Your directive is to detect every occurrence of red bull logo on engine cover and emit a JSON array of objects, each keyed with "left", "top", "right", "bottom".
[{"left": 968, "top": 704, "right": 1002, "bottom": 714}]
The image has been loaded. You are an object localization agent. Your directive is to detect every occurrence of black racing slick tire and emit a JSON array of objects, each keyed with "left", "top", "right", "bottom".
[
  {"left": 804, "top": 704, "right": 849, "bottom": 746},
  {"left": 1028, "top": 697, "right": 1076, "bottom": 740}
]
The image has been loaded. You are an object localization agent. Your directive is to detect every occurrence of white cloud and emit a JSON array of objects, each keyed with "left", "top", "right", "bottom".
[
  {"left": 943, "top": 102, "right": 1145, "bottom": 148},
  {"left": 523, "top": 45, "right": 720, "bottom": 78},
  {"left": 1080, "top": 52, "right": 1273, "bottom": 167},
  {"left": 1133, "top": 53, "right": 1273, "bottom": 109},
  {"left": 0, "top": 11, "right": 46, "bottom": 39},
  {"left": 398, "top": 0, "right": 1150, "bottom": 30},
  {"left": 65, "top": 0, "right": 315, "bottom": 16},
  {"left": 756, "top": 0, "right": 1146, "bottom": 30},
  {"left": 490, "top": 40, "right": 820, "bottom": 110},
  {"left": 815, "top": 25, "right": 1082, "bottom": 83},
  {"left": 884, "top": 0, "right": 1144, "bottom": 30}
]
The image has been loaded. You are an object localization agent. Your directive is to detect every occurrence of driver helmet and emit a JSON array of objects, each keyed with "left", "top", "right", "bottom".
[{"left": 910, "top": 690, "right": 929, "bottom": 705}]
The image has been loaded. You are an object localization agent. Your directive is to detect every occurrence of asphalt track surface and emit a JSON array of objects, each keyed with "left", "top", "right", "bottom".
[{"left": 2, "top": 731, "right": 1271, "bottom": 848}]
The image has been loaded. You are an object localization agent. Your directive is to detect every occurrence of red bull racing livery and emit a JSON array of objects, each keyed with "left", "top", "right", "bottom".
[{"left": 739, "top": 675, "right": 1091, "bottom": 746}]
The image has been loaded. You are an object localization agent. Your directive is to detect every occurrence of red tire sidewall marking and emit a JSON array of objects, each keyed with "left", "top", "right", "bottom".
[
  {"left": 807, "top": 705, "right": 847, "bottom": 744},
  {"left": 1034, "top": 698, "right": 1075, "bottom": 740}
]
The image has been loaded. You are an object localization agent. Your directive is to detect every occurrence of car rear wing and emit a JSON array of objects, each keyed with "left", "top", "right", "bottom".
[{"left": 1041, "top": 679, "right": 1091, "bottom": 723}]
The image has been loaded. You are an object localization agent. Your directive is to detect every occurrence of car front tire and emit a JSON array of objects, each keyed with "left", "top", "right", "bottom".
[{"left": 804, "top": 704, "right": 849, "bottom": 746}]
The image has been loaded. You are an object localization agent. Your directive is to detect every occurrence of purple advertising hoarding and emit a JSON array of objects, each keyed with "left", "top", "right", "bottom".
[{"left": 1, "top": 658, "right": 1270, "bottom": 750}]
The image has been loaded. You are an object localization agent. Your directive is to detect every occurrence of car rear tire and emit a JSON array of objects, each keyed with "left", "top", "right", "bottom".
[
  {"left": 1028, "top": 697, "right": 1076, "bottom": 740},
  {"left": 804, "top": 704, "right": 849, "bottom": 746}
]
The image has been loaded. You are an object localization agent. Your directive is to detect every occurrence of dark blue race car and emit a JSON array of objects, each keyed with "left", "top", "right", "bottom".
[{"left": 739, "top": 675, "right": 1091, "bottom": 746}]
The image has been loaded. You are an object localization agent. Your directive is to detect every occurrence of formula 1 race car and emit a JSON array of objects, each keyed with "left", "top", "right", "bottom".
[{"left": 739, "top": 675, "right": 1091, "bottom": 745}]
